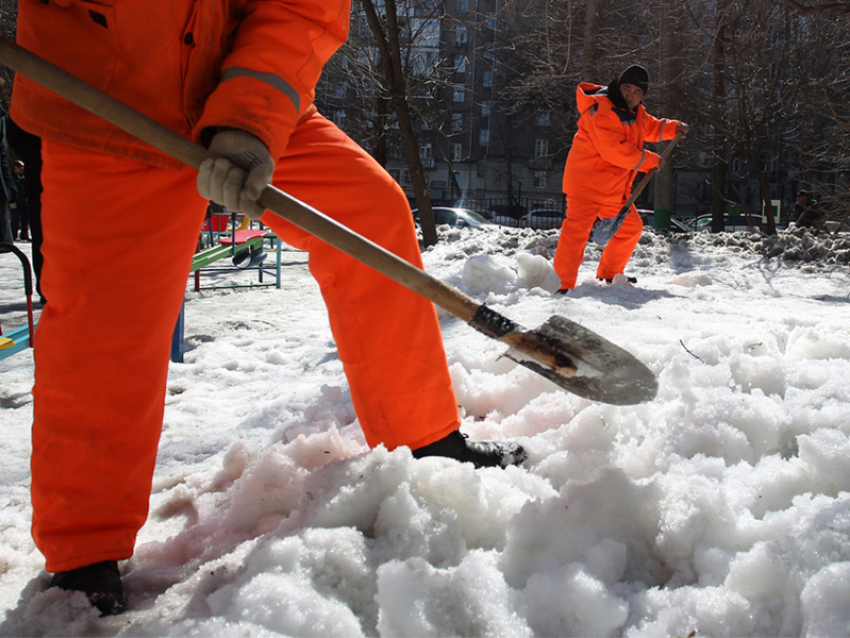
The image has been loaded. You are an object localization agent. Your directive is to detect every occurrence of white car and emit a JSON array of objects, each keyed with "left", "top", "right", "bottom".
[
  {"left": 413, "top": 207, "right": 494, "bottom": 229},
  {"left": 689, "top": 214, "right": 757, "bottom": 232}
]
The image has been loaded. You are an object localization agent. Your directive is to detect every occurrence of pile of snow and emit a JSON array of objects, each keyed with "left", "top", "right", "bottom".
[{"left": 1, "top": 225, "right": 849, "bottom": 637}]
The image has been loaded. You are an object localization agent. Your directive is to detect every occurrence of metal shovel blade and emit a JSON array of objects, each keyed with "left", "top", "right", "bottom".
[{"left": 503, "top": 315, "right": 658, "bottom": 405}]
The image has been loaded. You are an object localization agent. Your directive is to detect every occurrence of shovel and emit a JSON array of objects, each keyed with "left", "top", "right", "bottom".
[
  {"left": 0, "top": 37, "right": 657, "bottom": 405},
  {"left": 592, "top": 132, "right": 683, "bottom": 246}
]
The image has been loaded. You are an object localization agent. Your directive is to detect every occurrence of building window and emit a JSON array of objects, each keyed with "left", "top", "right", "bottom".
[
  {"left": 419, "top": 143, "right": 434, "bottom": 168},
  {"left": 335, "top": 82, "right": 348, "bottom": 98},
  {"left": 485, "top": 12, "right": 496, "bottom": 29},
  {"left": 455, "top": 26, "right": 467, "bottom": 45},
  {"left": 413, "top": 49, "right": 439, "bottom": 77},
  {"left": 454, "top": 55, "right": 468, "bottom": 75},
  {"left": 453, "top": 84, "right": 465, "bottom": 102},
  {"left": 457, "top": 0, "right": 468, "bottom": 12},
  {"left": 481, "top": 101, "right": 491, "bottom": 117},
  {"left": 482, "top": 71, "right": 494, "bottom": 88},
  {"left": 452, "top": 113, "right": 464, "bottom": 133},
  {"left": 479, "top": 129, "right": 490, "bottom": 146},
  {"left": 452, "top": 143, "right": 463, "bottom": 162},
  {"left": 534, "top": 139, "right": 549, "bottom": 158},
  {"left": 536, "top": 111, "right": 550, "bottom": 127},
  {"left": 333, "top": 109, "right": 346, "bottom": 128},
  {"left": 533, "top": 171, "right": 547, "bottom": 189}
]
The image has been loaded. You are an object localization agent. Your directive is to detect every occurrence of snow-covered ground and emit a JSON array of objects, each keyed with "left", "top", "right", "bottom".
[{"left": 1, "top": 224, "right": 849, "bottom": 637}]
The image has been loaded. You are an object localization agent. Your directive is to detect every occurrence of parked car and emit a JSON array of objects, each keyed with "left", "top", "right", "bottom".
[
  {"left": 637, "top": 209, "right": 692, "bottom": 233},
  {"left": 689, "top": 214, "right": 757, "bottom": 232},
  {"left": 487, "top": 203, "right": 528, "bottom": 226},
  {"left": 522, "top": 208, "right": 566, "bottom": 230},
  {"left": 412, "top": 207, "right": 494, "bottom": 230},
  {"left": 488, "top": 203, "right": 528, "bottom": 219}
]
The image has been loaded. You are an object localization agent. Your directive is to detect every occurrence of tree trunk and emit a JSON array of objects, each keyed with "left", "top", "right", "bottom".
[
  {"left": 711, "top": 3, "right": 728, "bottom": 234},
  {"left": 582, "top": 0, "right": 603, "bottom": 77},
  {"left": 653, "top": 0, "right": 678, "bottom": 230},
  {"left": 757, "top": 171, "right": 778, "bottom": 234},
  {"left": 371, "top": 94, "right": 389, "bottom": 167},
  {"left": 360, "top": 0, "right": 438, "bottom": 246}
]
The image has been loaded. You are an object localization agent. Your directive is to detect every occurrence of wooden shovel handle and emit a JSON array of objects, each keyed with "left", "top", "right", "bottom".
[
  {"left": 622, "top": 132, "right": 683, "bottom": 211},
  {"left": 0, "top": 37, "right": 483, "bottom": 323}
]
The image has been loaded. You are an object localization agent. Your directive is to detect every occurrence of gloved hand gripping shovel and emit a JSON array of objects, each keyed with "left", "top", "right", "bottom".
[
  {"left": 592, "top": 132, "right": 683, "bottom": 246},
  {"left": 0, "top": 37, "right": 657, "bottom": 405}
]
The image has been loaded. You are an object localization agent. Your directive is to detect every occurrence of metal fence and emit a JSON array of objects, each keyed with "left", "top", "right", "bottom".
[{"left": 431, "top": 196, "right": 566, "bottom": 225}]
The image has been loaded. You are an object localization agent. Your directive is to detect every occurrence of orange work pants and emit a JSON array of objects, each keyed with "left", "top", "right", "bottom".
[
  {"left": 33, "top": 111, "right": 460, "bottom": 572},
  {"left": 552, "top": 196, "right": 644, "bottom": 290}
]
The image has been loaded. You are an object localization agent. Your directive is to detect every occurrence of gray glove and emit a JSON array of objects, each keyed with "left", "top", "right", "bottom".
[{"left": 197, "top": 129, "right": 275, "bottom": 220}]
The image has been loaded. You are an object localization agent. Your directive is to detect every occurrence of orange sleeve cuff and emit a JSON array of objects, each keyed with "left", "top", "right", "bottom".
[{"left": 193, "top": 75, "right": 301, "bottom": 160}]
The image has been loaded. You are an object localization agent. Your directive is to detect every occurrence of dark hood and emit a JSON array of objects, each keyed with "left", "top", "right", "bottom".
[{"left": 604, "top": 79, "right": 633, "bottom": 112}]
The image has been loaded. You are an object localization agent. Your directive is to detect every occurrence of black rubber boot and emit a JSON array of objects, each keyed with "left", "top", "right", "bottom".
[
  {"left": 412, "top": 430, "right": 527, "bottom": 468},
  {"left": 49, "top": 560, "right": 127, "bottom": 616}
]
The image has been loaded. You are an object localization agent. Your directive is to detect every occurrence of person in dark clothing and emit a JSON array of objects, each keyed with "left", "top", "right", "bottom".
[
  {"left": 0, "top": 103, "right": 18, "bottom": 245},
  {"left": 10, "top": 160, "right": 29, "bottom": 240},
  {"left": 5, "top": 116, "right": 45, "bottom": 302},
  {"left": 794, "top": 190, "right": 823, "bottom": 230}
]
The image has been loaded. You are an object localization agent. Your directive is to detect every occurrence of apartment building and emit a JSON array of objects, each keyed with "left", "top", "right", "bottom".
[{"left": 315, "top": 0, "right": 567, "bottom": 212}]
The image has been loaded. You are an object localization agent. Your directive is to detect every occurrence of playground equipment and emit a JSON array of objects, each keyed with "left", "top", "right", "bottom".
[
  {"left": 171, "top": 214, "right": 283, "bottom": 363},
  {"left": 191, "top": 206, "right": 281, "bottom": 292},
  {"left": 0, "top": 243, "right": 36, "bottom": 361}
]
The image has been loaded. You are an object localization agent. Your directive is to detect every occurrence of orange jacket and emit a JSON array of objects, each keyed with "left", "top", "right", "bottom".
[
  {"left": 11, "top": 0, "right": 350, "bottom": 169},
  {"left": 562, "top": 82, "right": 680, "bottom": 205}
]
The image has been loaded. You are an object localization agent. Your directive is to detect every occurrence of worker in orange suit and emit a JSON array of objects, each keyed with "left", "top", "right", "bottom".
[
  {"left": 11, "top": 0, "right": 525, "bottom": 616},
  {"left": 553, "top": 65, "right": 688, "bottom": 292}
]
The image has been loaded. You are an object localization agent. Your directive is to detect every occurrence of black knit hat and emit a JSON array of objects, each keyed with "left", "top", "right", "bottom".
[{"left": 618, "top": 65, "right": 650, "bottom": 95}]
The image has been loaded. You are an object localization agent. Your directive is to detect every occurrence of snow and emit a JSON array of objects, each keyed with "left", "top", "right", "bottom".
[{"left": 1, "top": 224, "right": 850, "bottom": 637}]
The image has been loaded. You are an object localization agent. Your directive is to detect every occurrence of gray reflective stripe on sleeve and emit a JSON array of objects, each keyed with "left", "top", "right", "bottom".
[
  {"left": 657, "top": 119, "right": 667, "bottom": 142},
  {"left": 633, "top": 150, "right": 647, "bottom": 170},
  {"left": 220, "top": 66, "right": 301, "bottom": 111}
]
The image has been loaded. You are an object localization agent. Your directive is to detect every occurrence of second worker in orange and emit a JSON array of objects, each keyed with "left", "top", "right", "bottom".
[{"left": 553, "top": 65, "right": 688, "bottom": 292}]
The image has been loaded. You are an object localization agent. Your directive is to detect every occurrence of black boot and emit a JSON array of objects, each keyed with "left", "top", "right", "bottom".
[
  {"left": 412, "top": 430, "right": 527, "bottom": 468},
  {"left": 49, "top": 560, "right": 127, "bottom": 616}
]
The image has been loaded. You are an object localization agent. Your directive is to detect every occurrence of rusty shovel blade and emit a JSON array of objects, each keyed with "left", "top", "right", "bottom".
[{"left": 501, "top": 315, "right": 658, "bottom": 405}]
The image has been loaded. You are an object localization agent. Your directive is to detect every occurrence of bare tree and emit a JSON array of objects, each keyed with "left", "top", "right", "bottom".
[
  {"left": 716, "top": 1, "right": 833, "bottom": 233},
  {"left": 0, "top": 1, "right": 17, "bottom": 103},
  {"left": 780, "top": 0, "right": 850, "bottom": 15},
  {"left": 652, "top": 0, "right": 685, "bottom": 229},
  {"left": 359, "top": 0, "right": 441, "bottom": 247},
  {"left": 796, "top": 19, "right": 850, "bottom": 232},
  {"left": 710, "top": 0, "right": 731, "bottom": 233},
  {"left": 329, "top": 0, "right": 848, "bottom": 242},
  {"left": 582, "top": 0, "right": 603, "bottom": 77}
]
